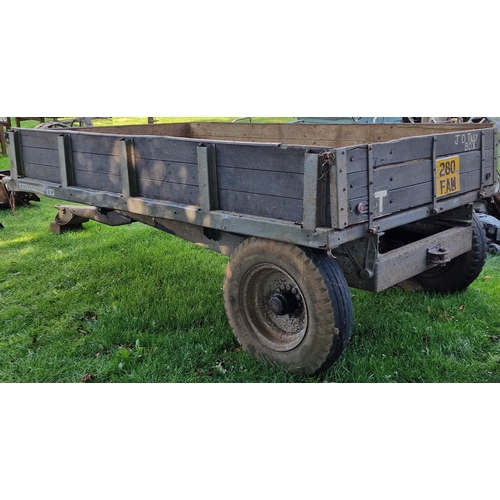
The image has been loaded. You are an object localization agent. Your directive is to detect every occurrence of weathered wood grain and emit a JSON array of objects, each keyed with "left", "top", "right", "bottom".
[
  {"left": 22, "top": 146, "right": 60, "bottom": 168},
  {"left": 135, "top": 158, "right": 198, "bottom": 185},
  {"left": 137, "top": 179, "right": 200, "bottom": 205},
  {"left": 218, "top": 190, "right": 303, "bottom": 222},
  {"left": 72, "top": 151, "right": 121, "bottom": 176},
  {"left": 24, "top": 163, "right": 61, "bottom": 183},
  {"left": 18, "top": 129, "right": 59, "bottom": 149},
  {"left": 73, "top": 170, "right": 122, "bottom": 193},
  {"left": 217, "top": 166, "right": 303, "bottom": 199}
]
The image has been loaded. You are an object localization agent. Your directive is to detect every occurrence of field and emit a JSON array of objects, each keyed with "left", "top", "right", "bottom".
[{"left": 1, "top": 118, "right": 500, "bottom": 382}]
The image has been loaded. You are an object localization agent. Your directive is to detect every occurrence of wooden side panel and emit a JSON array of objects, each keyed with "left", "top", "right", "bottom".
[
  {"left": 134, "top": 136, "right": 199, "bottom": 163},
  {"left": 214, "top": 142, "right": 305, "bottom": 221},
  {"left": 111, "top": 136, "right": 200, "bottom": 204},
  {"left": 346, "top": 144, "right": 493, "bottom": 225},
  {"left": 21, "top": 130, "right": 61, "bottom": 183},
  {"left": 23, "top": 163, "right": 61, "bottom": 183},
  {"left": 187, "top": 122, "right": 494, "bottom": 148},
  {"left": 218, "top": 191, "right": 303, "bottom": 222},
  {"left": 73, "top": 170, "right": 122, "bottom": 193},
  {"left": 135, "top": 160, "right": 199, "bottom": 204},
  {"left": 18, "top": 129, "right": 60, "bottom": 149}
]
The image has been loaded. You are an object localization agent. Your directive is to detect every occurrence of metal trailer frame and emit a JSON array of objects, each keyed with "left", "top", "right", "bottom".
[{"left": 3, "top": 122, "right": 498, "bottom": 293}]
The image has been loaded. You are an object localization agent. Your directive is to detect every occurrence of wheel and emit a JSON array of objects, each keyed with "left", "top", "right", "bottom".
[
  {"left": 223, "top": 237, "right": 353, "bottom": 375},
  {"left": 488, "top": 243, "right": 500, "bottom": 255},
  {"left": 414, "top": 212, "right": 487, "bottom": 292},
  {"left": 35, "top": 121, "right": 69, "bottom": 129}
]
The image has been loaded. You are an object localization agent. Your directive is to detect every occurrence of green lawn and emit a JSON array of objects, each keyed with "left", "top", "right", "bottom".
[{"left": 1, "top": 118, "right": 499, "bottom": 382}]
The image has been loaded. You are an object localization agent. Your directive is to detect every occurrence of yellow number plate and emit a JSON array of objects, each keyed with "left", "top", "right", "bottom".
[{"left": 436, "top": 155, "right": 460, "bottom": 197}]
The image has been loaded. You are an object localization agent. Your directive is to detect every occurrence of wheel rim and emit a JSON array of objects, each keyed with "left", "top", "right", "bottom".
[{"left": 239, "top": 263, "right": 307, "bottom": 352}]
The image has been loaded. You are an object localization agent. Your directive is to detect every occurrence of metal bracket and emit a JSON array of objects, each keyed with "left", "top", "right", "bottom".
[
  {"left": 50, "top": 205, "right": 133, "bottom": 233},
  {"left": 360, "top": 234, "right": 379, "bottom": 280},
  {"left": 431, "top": 136, "right": 438, "bottom": 213},
  {"left": 367, "top": 144, "right": 375, "bottom": 231},
  {"left": 427, "top": 246, "right": 450, "bottom": 266}
]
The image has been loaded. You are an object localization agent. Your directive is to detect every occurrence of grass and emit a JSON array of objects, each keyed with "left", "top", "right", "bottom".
[{"left": 1, "top": 118, "right": 499, "bottom": 382}]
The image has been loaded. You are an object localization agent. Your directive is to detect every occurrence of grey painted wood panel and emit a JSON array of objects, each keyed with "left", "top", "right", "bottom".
[
  {"left": 70, "top": 134, "right": 123, "bottom": 155},
  {"left": 23, "top": 163, "right": 61, "bottom": 183},
  {"left": 22, "top": 146, "right": 60, "bottom": 168},
  {"left": 134, "top": 136, "right": 199, "bottom": 164},
  {"left": 217, "top": 166, "right": 303, "bottom": 199},
  {"left": 135, "top": 158, "right": 198, "bottom": 185},
  {"left": 73, "top": 170, "right": 122, "bottom": 193},
  {"left": 347, "top": 167, "right": 486, "bottom": 225},
  {"left": 72, "top": 151, "right": 121, "bottom": 176},
  {"left": 218, "top": 190, "right": 303, "bottom": 222},
  {"left": 345, "top": 146, "right": 369, "bottom": 173},
  {"left": 138, "top": 179, "right": 200, "bottom": 205},
  {"left": 371, "top": 129, "right": 495, "bottom": 167},
  {"left": 214, "top": 143, "right": 306, "bottom": 174},
  {"left": 18, "top": 130, "right": 60, "bottom": 149}
]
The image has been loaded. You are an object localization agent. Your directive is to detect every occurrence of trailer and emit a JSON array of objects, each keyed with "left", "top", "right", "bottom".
[{"left": 2, "top": 122, "right": 499, "bottom": 374}]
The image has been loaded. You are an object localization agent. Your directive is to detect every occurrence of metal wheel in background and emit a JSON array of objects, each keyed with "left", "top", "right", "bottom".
[{"left": 414, "top": 212, "right": 488, "bottom": 293}]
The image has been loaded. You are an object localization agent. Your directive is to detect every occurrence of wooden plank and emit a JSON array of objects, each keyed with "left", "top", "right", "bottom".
[
  {"left": 137, "top": 179, "right": 200, "bottom": 205},
  {"left": 211, "top": 142, "right": 306, "bottom": 174},
  {"left": 373, "top": 151, "right": 483, "bottom": 191},
  {"left": 135, "top": 158, "right": 198, "bottom": 185},
  {"left": 17, "top": 122, "right": 495, "bottom": 155},
  {"left": 70, "top": 133, "right": 123, "bottom": 155},
  {"left": 218, "top": 190, "right": 303, "bottom": 222},
  {"left": 217, "top": 166, "right": 303, "bottom": 199},
  {"left": 372, "top": 135, "right": 433, "bottom": 166},
  {"left": 371, "top": 128, "right": 494, "bottom": 167},
  {"left": 72, "top": 151, "right": 121, "bottom": 175},
  {"left": 345, "top": 146, "right": 369, "bottom": 173},
  {"left": 22, "top": 146, "right": 60, "bottom": 168},
  {"left": 23, "top": 163, "right": 61, "bottom": 183},
  {"left": 347, "top": 170, "right": 368, "bottom": 200},
  {"left": 133, "top": 136, "right": 199, "bottom": 163},
  {"left": 17, "top": 129, "right": 60, "bottom": 149},
  {"left": 347, "top": 167, "right": 485, "bottom": 225},
  {"left": 188, "top": 122, "right": 494, "bottom": 148},
  {"left": 78, "top": 123, "right": 191, "bottom": 138},
  {"left": 73, "top": 170, "right": 122, "bottom": 193}
]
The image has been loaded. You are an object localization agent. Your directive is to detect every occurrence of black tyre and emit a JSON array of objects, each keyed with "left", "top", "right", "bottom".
[
  {"left": 414, "top": 212, "right": 487, "bottom": 292},
  {"left": 223, "top": 237, "right": 353, "bottom": 374}
]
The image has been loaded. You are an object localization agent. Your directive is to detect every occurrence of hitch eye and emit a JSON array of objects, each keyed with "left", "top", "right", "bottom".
[{"left": 427, "top": 246, "right": 450, "bottom": 266}]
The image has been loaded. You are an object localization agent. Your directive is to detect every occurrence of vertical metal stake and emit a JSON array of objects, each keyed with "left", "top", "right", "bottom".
[
  {"left": 432, "top": 136, "right": 438, "bottom": 212},
  {"left": 197, "top": 144, "right": 218, "bottom": 212},
  {"left": 302, "top": 152, "right": 326, "bottom": 231},
  {"left": 8, "top": 130, "right": 24, "bottom": 180},
  {"left": 330, "top": 148, "right": 348, "bottom": 230},
  {"left": 367, "top": 144, "right": 375, "bottom": 230},
  {"left": 119, "top": 138, "right": 138, "bottom": 198},
  {"left": 58, "top": 134, "right": 75, "bottom": 188}
]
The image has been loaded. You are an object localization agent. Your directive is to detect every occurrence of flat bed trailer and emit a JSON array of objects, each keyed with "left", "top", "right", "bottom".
[{"left": 3, "top": 122, "right": 498, "bottom": 373}]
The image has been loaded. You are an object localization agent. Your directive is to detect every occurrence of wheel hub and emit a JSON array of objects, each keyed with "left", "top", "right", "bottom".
[
  {"left": 269, "top": 286, "right": 303, "bottom": 317},
  {"left": 240, "top": 264, "right": 307, "bottom": 351},
  {"left": 269, "top": 294, "right": 288, "bottom": 315}
]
